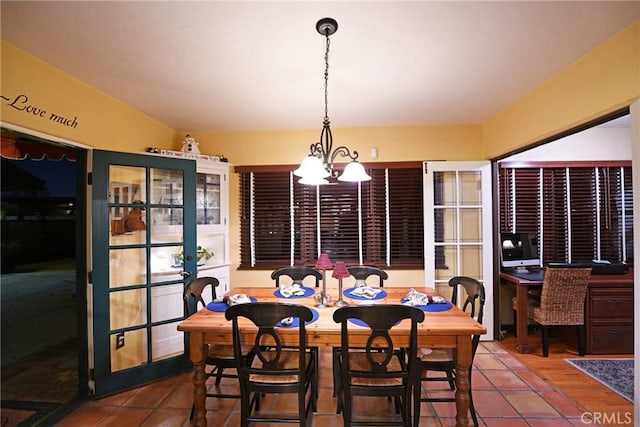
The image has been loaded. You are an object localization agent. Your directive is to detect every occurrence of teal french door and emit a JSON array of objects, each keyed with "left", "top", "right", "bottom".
[{"left": 91, "top": 150, "right": 197, "bottom": 396}]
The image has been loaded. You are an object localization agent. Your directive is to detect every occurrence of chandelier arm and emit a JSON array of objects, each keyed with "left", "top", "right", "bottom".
[{"left": 329, "top": 146, "right": 359, "bottom": 165}]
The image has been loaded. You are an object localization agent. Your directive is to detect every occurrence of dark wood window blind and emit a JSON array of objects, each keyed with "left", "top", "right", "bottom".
[
  {"left": 499, "top": 162, "right": 633, "bottom": 265},
  {"left": 238, "top": 163, "right": 423, "bottom": 269}
]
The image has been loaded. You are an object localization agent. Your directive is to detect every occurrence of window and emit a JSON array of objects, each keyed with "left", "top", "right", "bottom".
[
  {"left": 499, "top": 161, "right": 633, "bottom": 265},
  {"left": 238, "top": 163, "right": 423, "bottom": 269}
]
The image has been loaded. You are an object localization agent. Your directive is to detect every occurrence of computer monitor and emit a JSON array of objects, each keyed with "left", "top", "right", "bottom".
[{"left": 500, "top": 232, "right": 540, "bottom": 268}]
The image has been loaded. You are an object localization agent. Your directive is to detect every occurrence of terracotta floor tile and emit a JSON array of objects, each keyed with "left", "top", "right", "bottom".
[
  {"left": 515, "top": 369, "right": 555, "bottom": 391},
  {"left": 502, "top": 390, "right": 559, "bottom": 417},
  {"left": 159, "top": 382, "right": 195, "bottom": 410},
  {"left": 139, "top": 407, "right": 190, "bottom": 427},
  {"left": 123, "top": 383, "right": 175, "bottom": 408},
  {"left": 45, "top": 402, "right": 115, "bottom": 427},
  {"left": 474, "top": 353, "right": 508, "bottom": 370},
  {"left": 471, "top": 369, "right": 495, "bottom": 390},
  {"left": 526, "top": 419, "right": 575, "bottom": 427},
  {"left": 473, "top": 390, "right": 520, "bottom": 417},
  {"left": 96, "top": 406, "right": 153, "bottom": 426},
  {"left": 481, "top": 418, "right": 530, "bottom": 427},
  {"left": 483, "top": 369, "right": 531, "bottom": 390}
]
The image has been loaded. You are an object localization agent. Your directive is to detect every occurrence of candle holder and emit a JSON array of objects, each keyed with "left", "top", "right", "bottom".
[
  {"left": 332, "top": 261, "right": 349, "bottom": 307},
  {"left": 315, "top": 253, "right": 332, "bottom": 308}
]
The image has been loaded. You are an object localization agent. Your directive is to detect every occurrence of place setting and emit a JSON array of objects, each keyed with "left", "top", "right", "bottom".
[
  {"left": 206, "top": 293, "right": 258, "bottom": 312},
  {"left": 274, "top": 283, "right": 315, "bottom": 299},
  {"left": 400, "top": 288, "right": 452, "bottom": 312}
]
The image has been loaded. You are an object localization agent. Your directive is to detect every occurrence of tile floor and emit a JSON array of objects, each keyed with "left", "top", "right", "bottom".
[{"left": 51, "top": 341, "right": 602, "bottom": 427}]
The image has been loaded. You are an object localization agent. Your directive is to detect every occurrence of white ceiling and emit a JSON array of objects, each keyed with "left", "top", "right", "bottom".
[{"left": 1, "top": 1, "right": 638, "bottom": 133}]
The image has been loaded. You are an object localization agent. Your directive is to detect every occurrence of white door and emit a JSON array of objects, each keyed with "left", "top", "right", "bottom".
[{"left": 423, "top": 161, "right": 494, "bottom": 340}]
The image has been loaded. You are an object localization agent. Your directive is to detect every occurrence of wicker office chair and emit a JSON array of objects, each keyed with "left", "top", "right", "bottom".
[
  {"left": 183, "top": 277, "right": 248, "bottom": 419},
  {"left": 225, "top": 302, "right": 318, "bottom": 427},
  {"left": 515, "top": 267, "right": 592, "bottom": 357},
  {"left": 347, "top": 265, "right": 389, "bottom": 287},
  {"left": 415, "top": 276, "right": 485, "bottom": 427},
  {"left": 270, "top": 266, "right": 323, "bottom": 288},
  {"left": 333, "top": 304, "right": 424, "bottom": 427}
]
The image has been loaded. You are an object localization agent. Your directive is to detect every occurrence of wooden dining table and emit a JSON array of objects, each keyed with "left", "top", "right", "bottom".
[{"left": 177, "top": 286, "right": 487, "bottom": 427}]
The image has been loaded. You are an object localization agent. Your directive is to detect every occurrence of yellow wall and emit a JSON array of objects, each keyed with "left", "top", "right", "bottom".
[
  {"left": 2, "top": 20, "right": 639, "bottom": 287},
  {"left": 483, "top": 21, "right": 640, "bottom": 158},
  {"left": 1, "top": 41, "right": 176, "bottom": 150}
]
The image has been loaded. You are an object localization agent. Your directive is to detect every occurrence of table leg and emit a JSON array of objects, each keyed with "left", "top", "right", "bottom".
[
  {"left": 515, "top": 285, "right": 530, "bottom": 353},
  {"left": 454, "top": 336, "right": 471, "bottom": 427},
  {"left": 190, "top": 333, "right": 207, "bottom": 427}
]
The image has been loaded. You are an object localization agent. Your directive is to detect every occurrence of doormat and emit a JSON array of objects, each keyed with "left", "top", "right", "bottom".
[
  {"left": 564, "top": 358, "right": 634, "bottom": 402},
  {"left": 0, "top": 400, "right": 61, "bottom": 427}
]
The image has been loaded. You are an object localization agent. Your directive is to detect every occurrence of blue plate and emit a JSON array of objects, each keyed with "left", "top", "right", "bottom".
[
  {"left": 276, "top": 308, "right": 320, "bottom": 327},
  {"left": 347, "top": 317, "right": 403, "bottom": 327},
  {"left": 343, "top": 287, "right": 387, "bottom": 300},
  {"left": 206, "top": 296, "right": 257, "bottom": 312},
  {"left": 274, "top": 286, "right": 315, "bottom": 299},
  {"left": 348, "top": 318, "right": 370, "bottom": 327},
  {"left": 400, "top": 298, "right": 453, "bottom": 312}
]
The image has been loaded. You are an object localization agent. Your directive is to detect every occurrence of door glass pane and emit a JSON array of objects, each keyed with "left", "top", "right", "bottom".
[
  {"left": 152, "top": 322, "right": 184, "bottom": 361},
  {"left": 435, "top": 245, "right": 457, "bottom": 282},
  {"left": 460, "top": 208, "right": 482, "bottom": 242},
  {"left": 110, "top": 289, "right": 147, "bottom": 329},
  {"left": 151, "top": 284, "right": 184, "bottom": 322},
  {"left": 459, "top": 171, "right": 482, "bottom": 205},
  {"left": 435, "top": 208, "right": 457, "bottom": 243},
  {"left": 109, "top": 248, "right": 146, "bottom": 287},
  {"left": 151, "top": 168, "right": 183, "bottom": 205},
  {"left": 151, "top": 207, "right": 184, "bottom": 229},
  {"left": 110, "top": 329, "right": 148, "bottom": 371},
  {"left": 461, "top": 245, "right": 483, "bottom": 278},
  {"left": 433, "top": 171, "right": 456, "bottom": 205}
]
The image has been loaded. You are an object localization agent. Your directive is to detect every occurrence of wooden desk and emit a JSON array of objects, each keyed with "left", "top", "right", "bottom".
[
  {"left": 501, "top": 269, "right": 634, "bottom": 354},
  {"left": 177, "top": 286, "right": 486, "bottom": 427}
]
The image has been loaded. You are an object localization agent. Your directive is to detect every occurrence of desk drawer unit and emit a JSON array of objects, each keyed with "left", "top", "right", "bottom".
[{"left": 586, "top": 287, "right": 634, "bottom": 354}]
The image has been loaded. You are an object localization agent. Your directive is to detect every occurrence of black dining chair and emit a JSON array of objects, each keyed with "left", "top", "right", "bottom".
[
  {"left": 347, "top": 265, "right": 389, "bottom": 287},
  {"left": 270, "top": 266, "right": 323, "bottom": 288},
  {"left": 333, "top": 304, "right": 424, "bottom": 427},
  {"left": 415, "top": 276, "right": 485, "bottom": 427},
  {"left": 332, "top": 265, "right": 390, "bottom": 399},
  {"left": 225, "top": 302, "right": 318, "bottom": 427},
  {"left": 183, "top": 277, "right": 250, "bottom": 419}
]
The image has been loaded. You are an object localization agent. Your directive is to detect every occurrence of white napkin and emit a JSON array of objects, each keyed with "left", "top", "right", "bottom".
[
  {"left": 402, "top": 288, "right": 429, "bottom": 306},
  {"left": 227, "top": 294, "right": 252, "bottom": 306},
  {"left": 350, "top": 286, "right": 382, "bottom": 299},
  {"left": 279, "top": 283, "right": 306, "bottom": 297}
]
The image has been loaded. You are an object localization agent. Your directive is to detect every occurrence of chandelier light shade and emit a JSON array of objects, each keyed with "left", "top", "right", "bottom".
[{"left": 294, "top": 17, "right": 371, "bottom": 185}]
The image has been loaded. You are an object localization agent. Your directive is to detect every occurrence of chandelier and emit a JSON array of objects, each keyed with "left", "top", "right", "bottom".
[{"left": 294, "top": 17, "right": 371, "bottom": 185}]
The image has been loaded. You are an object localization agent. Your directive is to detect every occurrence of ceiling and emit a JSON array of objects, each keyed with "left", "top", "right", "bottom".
[{"left": 1, "top": 1, "right": 638, "bottom": 133}]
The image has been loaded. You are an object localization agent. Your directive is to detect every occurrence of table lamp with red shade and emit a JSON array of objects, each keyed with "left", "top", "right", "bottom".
[
  {"left": 332, "top": 261, "right": 349, "bottom": 307},
  {"left": 315, "top": 253, "right": 332, "bottom": 308}
]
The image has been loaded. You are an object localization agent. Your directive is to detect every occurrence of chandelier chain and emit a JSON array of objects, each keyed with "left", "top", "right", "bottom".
[{"left": 323, "top": 32, "right": 330, "bottom": 124}]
